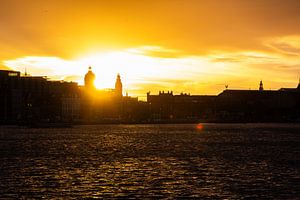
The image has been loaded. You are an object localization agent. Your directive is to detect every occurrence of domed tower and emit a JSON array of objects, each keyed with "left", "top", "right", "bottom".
[
  {"left": 84, "top": 66, "right": 96, "bottom": 89},
  {"left": 259, "top": 80, "right": 264, "bottom": 91},
  {"left": 115, "top": 73, "right": 123, "bottom": 97}
]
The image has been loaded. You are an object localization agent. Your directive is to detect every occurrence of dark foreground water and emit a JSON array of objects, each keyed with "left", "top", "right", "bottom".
[{"left": 0, "top": 124, "right": 299, "bottom": 199}]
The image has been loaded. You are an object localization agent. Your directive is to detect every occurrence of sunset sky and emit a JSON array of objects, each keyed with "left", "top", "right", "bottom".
[{"left": 1, "top": 0, "right": 300, "bottom": 97}]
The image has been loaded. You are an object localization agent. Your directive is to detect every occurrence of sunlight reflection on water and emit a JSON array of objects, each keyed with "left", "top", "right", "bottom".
[{"left": 0, "top": 124, "right": 299, "bottom": 198}]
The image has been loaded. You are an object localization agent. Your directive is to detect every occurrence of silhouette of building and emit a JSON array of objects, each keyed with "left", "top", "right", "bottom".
[
  {"left": 0, "top": 70, "right": 22, "bottom": 123},
  {"left": 47, "top": 81, "right": 81, "bottom": 122},
  {"left": 0, "top": 69, "right": 80, "bottom": 124},
  {"left": 81, "top": 68, "right": 142, "bottom": 122},
  {"left": 146, "top": 80, "right": 300, "bottom": 122},
  {"left": 216, "top": 81, "right": 300, "bottom": 122},
  {"left": 84, "top": 66, "right": 96, "bottom": 89},
  {"left": 259, "top": 80, "right": 264, "bottom": 91},
  {"left": 279, "top": 78, "right": 300, "bottom": 92},
  {"left": 115, "top": 73, "right": 123, "bottom": 97},
  {"left": 1, "top": 69, "right": 299, "bottom": 124},
  {"left": 147, "top": 91, "right": 216, "bottom": 122}
]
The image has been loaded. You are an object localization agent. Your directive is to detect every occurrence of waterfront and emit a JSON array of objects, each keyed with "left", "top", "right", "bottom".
[{"left": 0, "top": 124, "right": 299, "bottom": 199}]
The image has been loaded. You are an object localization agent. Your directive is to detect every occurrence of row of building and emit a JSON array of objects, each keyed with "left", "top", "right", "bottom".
[
  {"left": 147, "top": 83, "right": 300, "bottom": 122},
  {"left": 0, "top": 70, "right": 80, "bottom": 123},
  {"left": 0, "top": 67, "right": 146, "bottom": 124},
  {"left": 0, "top": 68, "right": 299, "bottom": 124}
]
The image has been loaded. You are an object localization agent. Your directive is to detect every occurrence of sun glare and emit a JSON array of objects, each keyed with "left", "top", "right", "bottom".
[
  {"left": 77, "top": 50, "right": 187, "bottom": 90},
  {"left": 4, "top": 46, "right": 299, "bottom": 98},
  {"left": 78, "top": 51, "right": 151, "bottom": 89}
]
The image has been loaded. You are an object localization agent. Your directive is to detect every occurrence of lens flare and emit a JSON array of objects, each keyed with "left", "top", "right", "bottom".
[{"left": 196, "top": 123, "right": 204, "bottom": 131}]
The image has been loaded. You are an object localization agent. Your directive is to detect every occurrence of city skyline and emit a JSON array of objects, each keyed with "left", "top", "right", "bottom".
[
  {"left": 1, "top": 0, "right": 300, "bottom": 96},
  {"left": 0, "top": 1, "right": 299, "bottom": 198}
]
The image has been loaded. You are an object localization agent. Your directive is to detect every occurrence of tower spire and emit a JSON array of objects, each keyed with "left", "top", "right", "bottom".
[
  {"left": 115, "top": 73, "right": 123, "bottom": 97},
  {"left": 259, "top": 80, "right": 264, "bottom": 91}
]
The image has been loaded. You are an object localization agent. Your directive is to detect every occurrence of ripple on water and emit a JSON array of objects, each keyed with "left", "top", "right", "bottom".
[{"left": 0, "top": 124, "right": 299, "bottom": 198}]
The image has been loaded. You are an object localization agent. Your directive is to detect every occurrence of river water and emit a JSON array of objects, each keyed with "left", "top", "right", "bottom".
[{"left": 0, "top": 124, "right": 299, "bottom": 199}]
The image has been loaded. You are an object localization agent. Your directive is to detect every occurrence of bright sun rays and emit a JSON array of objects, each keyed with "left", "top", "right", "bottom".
[
  {"left": 3, "top": 44, "right": 300, "bottom": 97},
  {"left": 77, "top": 50, "right": 205, "bottom": 90},
  {"left": 4, "top": 47, "right": 213, "bottom": 95},
  {"left": 77, "top": 51, "right": 162, "bottom": 89}
]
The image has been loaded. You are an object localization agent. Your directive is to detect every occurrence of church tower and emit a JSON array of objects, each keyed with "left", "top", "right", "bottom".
[
  {"left": 259, "top": 80, "right": 264, "bottom": 91},
  {"left": 84, "top": 66, "right": 96, "bottom": 89},
  {"left": 115, "top": 73, "right": 123, "bottom": 97}
]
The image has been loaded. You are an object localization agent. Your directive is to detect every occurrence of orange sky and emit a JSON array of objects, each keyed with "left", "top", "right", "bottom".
[{"left": 0, "top": 0, "right": 300, "bottom": 97}]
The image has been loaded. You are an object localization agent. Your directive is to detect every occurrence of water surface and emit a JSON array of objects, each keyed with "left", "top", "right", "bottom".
[{"left": 0, "top": 124, "right": 299, "bottom": 199}]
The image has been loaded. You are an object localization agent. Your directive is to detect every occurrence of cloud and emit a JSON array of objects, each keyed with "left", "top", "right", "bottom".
[
  {"left": 126, "top": 46, "right": 184, "bottom": 58},
  {"left": 276, "top": 65, "right": 300, "bottom": 74},
  {"left": 3, "top": 46, "right": 300, "bottom": 97},
  {"left": 3, "top": 56, "right": 83, "bottom": 77},
  {"left": 2, "top": 0, "right": 300, "bottom": 61},
  {"left": 277, "top": 65, "right": 300, "bottom": 69},
  {"left": 264, "top": 35, "right": 300, "bottom": 55},
  {"left": 210, "top": 51, "right": 279, "bottom": 64}
]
